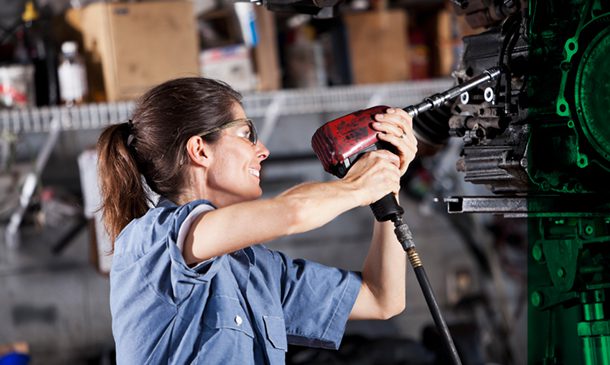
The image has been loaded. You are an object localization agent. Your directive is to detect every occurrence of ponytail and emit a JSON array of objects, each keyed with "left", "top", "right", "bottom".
[{"left": 97, "top": 122, "right": 149, "bottom": 245}]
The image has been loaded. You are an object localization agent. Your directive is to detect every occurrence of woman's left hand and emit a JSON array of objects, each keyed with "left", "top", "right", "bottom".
[{"left": 372, "top": 107, "right": 418, "bottom": 176}]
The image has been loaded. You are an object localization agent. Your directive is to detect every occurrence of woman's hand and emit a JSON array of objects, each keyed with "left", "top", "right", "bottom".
[
  {"left": 342, "top": 150, "right": 402, "bottom": 206},
  {"left": 371, "top": 108, "right": 418, "bottom": 176}
]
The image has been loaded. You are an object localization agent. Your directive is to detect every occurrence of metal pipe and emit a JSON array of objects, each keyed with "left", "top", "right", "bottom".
[{"left": 403, "top": 67, "right": 502, "bottom": 117}]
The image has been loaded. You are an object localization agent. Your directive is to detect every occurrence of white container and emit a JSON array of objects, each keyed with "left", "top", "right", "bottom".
[
  {"left": 0, "top": 64, "right": 35, "bottom": 108},
  {"left": 58, "top": 41, "right": 88, "bottom": 104},
  {"left": 200, "top": 44, "right": 257, "bottom": 91}
]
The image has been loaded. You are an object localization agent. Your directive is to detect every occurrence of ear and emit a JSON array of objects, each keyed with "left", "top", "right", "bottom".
[{"left": 185, "top": 135, "right": 212, "bottom": 168}]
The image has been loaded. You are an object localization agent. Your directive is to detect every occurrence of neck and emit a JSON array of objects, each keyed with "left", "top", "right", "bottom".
[{"left": 177, "top": 166, "right": 208, "bottom": 205}]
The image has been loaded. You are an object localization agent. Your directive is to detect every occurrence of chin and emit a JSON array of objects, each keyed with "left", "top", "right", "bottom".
[
  {"left": 249, "top": 188, "right": 263, "bottom": 200},
  {"left": 240, "top": 188, "right": 263, "bottom": 202}
]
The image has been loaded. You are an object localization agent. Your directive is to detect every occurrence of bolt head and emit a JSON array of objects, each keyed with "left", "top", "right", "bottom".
[{"left": 531, "top": 291, "right": 543, "bottom": 307}]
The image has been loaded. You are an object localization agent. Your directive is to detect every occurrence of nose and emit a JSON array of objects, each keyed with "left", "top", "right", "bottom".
[{"left": 256, "top": 141, "right": 270, "bottom": 161}]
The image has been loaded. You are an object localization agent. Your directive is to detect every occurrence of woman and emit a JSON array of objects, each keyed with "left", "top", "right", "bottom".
[{"left": 98, "top": 77, "right": 417, "bottom": 364}]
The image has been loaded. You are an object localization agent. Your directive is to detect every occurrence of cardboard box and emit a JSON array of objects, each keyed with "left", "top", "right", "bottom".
[
  {"left": 252, "top": 6, "right": 281, "bottom": 90},
  {"left": 78, "top": 149, "right": 112, "bottom": 275},
  {"left": 198, "top": 5, "right": 279, "bottom": 90},
  {"left": 200, "top": 44, "right": 257, "bottom": 91},
  {"left": 433, "top": 6, "right": 481, "bottom": 76},
  {"left": 77, "top": 1, "right": 200, "bottom": 101},
  {"left": 344, "top": 10, "right": 410, "bottom": 84}
]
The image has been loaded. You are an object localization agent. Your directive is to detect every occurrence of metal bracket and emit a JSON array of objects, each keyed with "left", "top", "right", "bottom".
[
  {"left": 445, "top": 195, "right": 610, "bottom": 217},
  {"left": 5, "top": 118, "right": 62, "bottom": 248}
]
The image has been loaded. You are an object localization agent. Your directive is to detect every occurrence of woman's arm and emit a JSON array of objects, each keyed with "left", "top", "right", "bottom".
[
  {"left": 349, "top": 219, "right": 407, "bottom": 320},
  {"left": 182, "top": 149, "right": 402, "bottom": 265},
  {"left": 349, "top": 108, "right": 417, "bottom": 320}
]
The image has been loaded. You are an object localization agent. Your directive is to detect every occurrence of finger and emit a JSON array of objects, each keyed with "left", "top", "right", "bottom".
[
  {"left": 395, "top": 125, "right": 418, "bottom": 145},
  {"left": 375, "top": 111, "right": 408, "bottom": 127},
  {"left": 377, "top": 133, "right": 417, "bottom": 173},
  {"left": 383, "top": 133, "right": 415, "bottom": 162},
  {"left": 377, "top": 161, "right": 401, "bottom": 183},
  {"left": 370, "top": 149, "right": 400, "bottom": 166},
  {"left": 392, "top": 108, "right": 413, "bottom": 124},
  {"left": 386, "top": 107, "right": 413, "bottom": 129},
  {"left": 375, "top": 113, "right": 412, "bottom": 138},
  {"left": 372, "top": 121, "right": 404, "bottom": 138},
  {"left": 377, "top": 130, "right": 414, "bottom": 153},
  {"left": 357, "top": 151, "right": 399, "bottom": 171},
  {"left": 387, "top": 169, "right": 402, "bottom": 195},
  {"left": 402, "top": 130, "right": 418, "bottom": 148}
]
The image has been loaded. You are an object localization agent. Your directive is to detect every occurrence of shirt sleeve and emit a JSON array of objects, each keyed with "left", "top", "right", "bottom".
[
  {"left": 175, "top": 203, "right": 214, "bottom": 252},
  {"left": 175, "top": 203, "right": 216, "bottom": 272},
  {"left": 164, "top": 200, "right": 225, "bottom": 294},
  {"left": 274, "top": 251, "right": 362, "bottom": 350},
  {"left": 114, "top": 199, "right": 223, "bottom": 306}
]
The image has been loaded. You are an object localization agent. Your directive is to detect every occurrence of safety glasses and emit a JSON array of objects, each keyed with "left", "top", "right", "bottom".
[{"left": 199, "top": 118, "right": 258, "bottom": 145}]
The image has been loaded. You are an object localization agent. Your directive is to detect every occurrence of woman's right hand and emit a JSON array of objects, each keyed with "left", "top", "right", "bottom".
[{"left": 341, "top": 150, "right": 402, "bottom": 206}]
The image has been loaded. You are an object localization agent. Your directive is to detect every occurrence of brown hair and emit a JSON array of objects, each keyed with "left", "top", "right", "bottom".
[{"left": 97, "top": 77, "right": 242, "bottom": 244}]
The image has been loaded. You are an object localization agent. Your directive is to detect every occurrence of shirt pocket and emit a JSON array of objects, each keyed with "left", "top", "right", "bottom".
[
  {"left": 203, "top": 296, "right": 254, "bottom": 338},
  {"left": 263, "top": 315, "right": 288, "bottom": 351}
]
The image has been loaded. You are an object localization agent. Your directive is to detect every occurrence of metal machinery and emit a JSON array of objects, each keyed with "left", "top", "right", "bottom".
[
  {"left": 528, "top": 2, "right": 610, "bottom": 363},
  {"left": 259, "top": 0, "right": 610, "bottom": 362},
  {"left": 408, "top": 1, "right": 610, "bottom": 363}
]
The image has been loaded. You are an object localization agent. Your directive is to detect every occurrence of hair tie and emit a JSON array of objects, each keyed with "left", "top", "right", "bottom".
[{"left": 126, "top": 120, "right": 135, "bottom": 147}]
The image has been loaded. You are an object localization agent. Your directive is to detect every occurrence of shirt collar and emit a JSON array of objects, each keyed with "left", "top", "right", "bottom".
[
  {"left": 157, "top": 197, "right": 177, "bottom": 208},
  {"left": 156, "top": 197, "right": 217, "bottom": 209}
]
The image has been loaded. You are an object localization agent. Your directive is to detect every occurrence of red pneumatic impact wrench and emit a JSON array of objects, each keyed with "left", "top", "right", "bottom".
[
  {"left": 311, "top": 105, "right": 404, "bottom": 222},
  {"left": 311, "top": 67, "right": 502, "bottom": 365}
]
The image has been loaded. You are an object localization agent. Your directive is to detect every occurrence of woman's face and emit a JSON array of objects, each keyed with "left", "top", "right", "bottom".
[{"left": 205, "top": 104, "right": 269, "bottom": 207}]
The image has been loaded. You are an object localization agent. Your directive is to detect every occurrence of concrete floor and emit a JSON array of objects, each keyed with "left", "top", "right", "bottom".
[{"left": 0, "top": 221, "right": 114, "bottom": 365}]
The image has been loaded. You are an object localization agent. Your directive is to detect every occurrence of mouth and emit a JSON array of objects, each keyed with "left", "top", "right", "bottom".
[{"left": 248, "top": 168, "right": 260, "bottom": 178}]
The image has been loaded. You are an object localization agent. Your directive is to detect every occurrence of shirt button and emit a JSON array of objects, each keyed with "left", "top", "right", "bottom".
[{"left": 234, "top": 315, "right": 243, "bottom": 326}]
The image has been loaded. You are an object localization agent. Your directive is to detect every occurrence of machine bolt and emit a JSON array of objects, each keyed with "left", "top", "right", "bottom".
[
  {"left": 531, "top": 291, "right": 544, "bottom": 307},
  {"left": 567, "top": 40, "right": 577, "bottom": 52},
  {"left": 585, "top": 225, "right": 594, "bottom": 235},
  {"left": 460, "top": 92, "right": 469, "bottom": 104},
  {"left": 484, "top": 87, "right": 495, "bottom": 102},
  {"left": 577, "top": 154, "right": 588, "bottom": 168},
  {"left": 557, "top": 267, "right": 566, "bottom": 278},
  {"left": 532, "top": 244, "right": 544, "bottom": 262}
]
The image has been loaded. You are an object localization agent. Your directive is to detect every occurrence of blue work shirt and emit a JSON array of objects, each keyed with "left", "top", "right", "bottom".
[{"left": 110, "top": 198, "right": 362, "bottom": 364}]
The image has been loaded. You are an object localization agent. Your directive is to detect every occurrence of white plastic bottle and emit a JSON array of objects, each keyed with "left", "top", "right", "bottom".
[{"left": 58, "top": 41, "right": 88, "bottom": 105}]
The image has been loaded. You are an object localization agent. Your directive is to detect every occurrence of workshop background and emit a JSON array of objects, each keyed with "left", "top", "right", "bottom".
[{"left": 0, "top": 0, "right": 530, "bottom": 364}]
